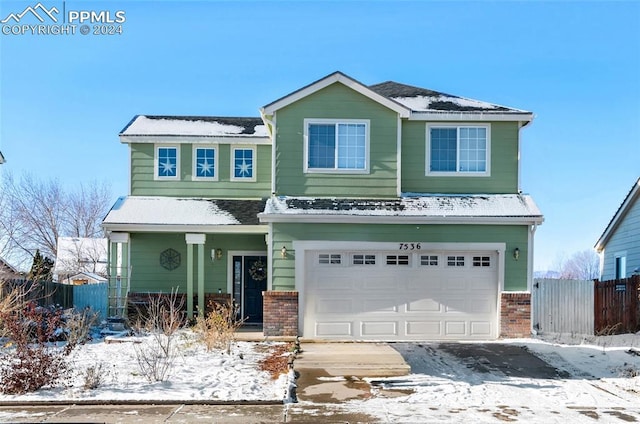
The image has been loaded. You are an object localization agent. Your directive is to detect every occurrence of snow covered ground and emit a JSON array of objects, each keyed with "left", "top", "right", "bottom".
[
  {"left": 342, "top": 333, "right": 640, "bottom": 423},
  {"left": 0, "top": 330, "right": 290, "bottom": 403}
]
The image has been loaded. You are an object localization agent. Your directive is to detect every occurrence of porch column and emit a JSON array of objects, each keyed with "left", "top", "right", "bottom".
[
  {"left": 186, "top": 233, "right": 206, "bottom": 318},
  {"left": 108, "top": 232, "right": 129, "bottom": 318}
]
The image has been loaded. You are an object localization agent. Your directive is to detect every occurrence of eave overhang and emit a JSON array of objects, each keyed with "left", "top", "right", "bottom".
[{"left": 595, "top": 177, "right": 640, "bottom": 252}]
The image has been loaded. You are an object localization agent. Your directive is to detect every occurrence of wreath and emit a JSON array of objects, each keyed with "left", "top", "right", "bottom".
[{"left": 249, "top": 259, "right": 267, "bottom": 281}]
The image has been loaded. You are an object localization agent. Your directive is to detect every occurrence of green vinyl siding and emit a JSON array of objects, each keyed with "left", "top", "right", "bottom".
[
  {"left": 130, "top": 143, "right": 271, "bottom": 198},
  {"left": 401, "top": 121, "right": 520, "bottom": 194},
  {"left": 275, "top": 83, "right": 398, "bottom": 197},
  {"left": 128, "top": 233, "right": 266, "bottom": 294},
  {"left": 270, "top": 223, "right": 529, "bottom": 292}
]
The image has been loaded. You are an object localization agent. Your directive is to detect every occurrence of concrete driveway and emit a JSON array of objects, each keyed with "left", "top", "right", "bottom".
[{"left": 293, "top": 341, "right": 569, "bottom": 404}]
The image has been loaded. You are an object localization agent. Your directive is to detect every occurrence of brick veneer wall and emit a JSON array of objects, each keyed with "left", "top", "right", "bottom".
[
  {"left": 263, "top": 291, "right": 298, "bottom": 337},
  {"left": 500, "top": 292, "right": 531, "bottom": 338}
]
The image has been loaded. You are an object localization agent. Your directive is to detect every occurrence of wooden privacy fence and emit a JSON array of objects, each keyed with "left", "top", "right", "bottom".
[
  {"left": 1, "top": 280, "right": 108, "bottom": 320},
  {"left": 533, "top": 276, "right": 640, "bottom": 336},
  {"left": 594, "top": 275, "right": 640, "bottom": 334},
  {"left": 532, "top": 278, "right": 594, "bottom": 335}
]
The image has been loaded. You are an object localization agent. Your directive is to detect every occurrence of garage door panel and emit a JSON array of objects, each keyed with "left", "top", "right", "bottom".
[
  {"left": 445, "top": 321, "right": 467, "bottom": 336},
  {"left": 406, "top": 320, "right": 442, "bottom": 336},
  {"left": 406, "top": 298, "right": 442, "bottom": 312},
  {"left": 305, "top": 250, "right": 499, "bottom": 340},
  {"left": 363, "top": 299, "right": 398, "bottom": 313},
  {"left": 470, "top": 321, "right": 492, "bottom": 336},
  {"left": 361, "top": 321, "right": 398, "bottom": 336},
  {"left": 315, "top": 298, "right": 354, "bottom": 314}
]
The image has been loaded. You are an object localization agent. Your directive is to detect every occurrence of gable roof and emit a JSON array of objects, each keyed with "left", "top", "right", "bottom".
[
  {"left": 103, "top": 196, "right": 268, "bottom": 233},
  {"left": 261, "top": 71, "right": 532, "bottom": 123},
  {"left": 260, "top": 194, "right": 543, "bottom": 225},
  {"left": 63, "top": 271, "right": 108, "bottom": 283},
  {"left": 53, "top": 237, "right": 108, "bottom": 277},
  {"left": 0, "top": 150, "right": 5, "bottom": 164},
  {"left": 119, "top": 115, "right": 269, "bottom": 139},
  {"left": 261, "top": 71, "right": 411, "bottom": 118},
  {"left": 595, "top": 177, "right": 640, "bottom": 252}
]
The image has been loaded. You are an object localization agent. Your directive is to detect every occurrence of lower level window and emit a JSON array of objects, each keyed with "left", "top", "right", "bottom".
[
  {"left": 319, "top": 253, "right": 342, "bottom": 265},
  {"left": 447, "top": 256, "right": 465, "bottom": 267},
  {"left": 386, "top": 255, "right": 410, "bottom": 266}
]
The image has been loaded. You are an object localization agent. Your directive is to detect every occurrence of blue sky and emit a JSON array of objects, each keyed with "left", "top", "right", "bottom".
[{"left": 1, "top": 0, "right": 638, "bottom": 271}]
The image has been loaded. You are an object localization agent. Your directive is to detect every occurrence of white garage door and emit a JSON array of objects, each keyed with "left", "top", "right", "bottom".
[{"left": 303, "top": 250, "right": 498, "bottom": 340}]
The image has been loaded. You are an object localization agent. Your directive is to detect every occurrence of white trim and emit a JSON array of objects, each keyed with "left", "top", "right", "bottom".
[
  {"left": 595, "top": 178, "right": 640, "bottom": 252},
  {"left": 396, "top": 115, "right": 402, "bottom": 197},
  {"left": 102, "top": 223, "right": 268, "bottom": 233},
  {"left": 614, "top": 251, "right": 628, "bottom": 279},
  {"left": 230, "top": 146, "right": 257, "bottom": 182},
  {"left": 409, "top": 112, "right": 533, "bottom": 122},
  {"left": 154, "top": 144, "right": 180, "bottom": 181},
  {"left": 185, "top": 233, "right": 206, "bottom": 244},
  {"left": 261, "top": 72, "right": 411, "bottom": 118},
  {"left": 120, "top": 135, "right": 271, "bottom": 145},
  {"left": 259, "top": 213, "right": 543, "bottom": 226},
  {"left": 191, "top": 145, "right": 219, "bottom": 182},
  {"left": 109, "top": 232, "right": 130, "bottom": 243},
  {"left": 425, "top": 123, "right": 491, "bottom": 177},
  {"left": 303, "top": 119, "right": 370, "bottom": 174}
]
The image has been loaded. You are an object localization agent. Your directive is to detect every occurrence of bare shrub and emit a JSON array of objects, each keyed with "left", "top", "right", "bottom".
[
  {"left": 0, "top": 301, "right": 72, "bottom": 394},
  {"left": 133, "top": 289, "right": 184, "bottom": 382},
  {"left": 0, "top": 282, "right": 29, "bottom": 338},
  {"left": 65, "top": 308, "right": 98, "bottom": 348},
  {"left": 82, "top": 362, "right": 109, "bottom": 390},
  {"left": 194, "top": 299, "right": 245, "bottom": 354}
]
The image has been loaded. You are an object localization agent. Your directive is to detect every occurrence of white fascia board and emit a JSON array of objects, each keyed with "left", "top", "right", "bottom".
[
  {"left": 258, "top": 213, "right": 544, "bottom": 226},
  {"left": 408, "top": 112, "right": 534, "bottom": 123},
  {"left": 595, "top": 179, "right": 640, "bottom": 251},
  {"left": 262, "top": 72, "right": 411, "bottom": 118},
  {"left": 102, "top": 224, "right": 268, "bottom": 234},
  {"left": 120, "top": 135, "right": 271, "bottom": 145}
]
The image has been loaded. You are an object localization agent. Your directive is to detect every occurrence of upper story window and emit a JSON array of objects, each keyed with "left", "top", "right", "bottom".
[
  {"left": 231, "top": 147, "right": 255, "bottom": 181},
  {"left": 426, "top": 124, "right": 490, "bottom": 176},
  {"left": 304, "top": 119, "right": 369, "bottom": 173},
  {"left": 156, "top": 146, "right": 179, "bottom": 180},
  {"left": 193, "top": 146, "right": 217, "bottom": 180}
]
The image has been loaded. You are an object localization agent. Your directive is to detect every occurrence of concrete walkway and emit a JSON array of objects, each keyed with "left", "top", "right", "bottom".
[{"left": 293, "top": 342, "right": 410, "bottom": 403}]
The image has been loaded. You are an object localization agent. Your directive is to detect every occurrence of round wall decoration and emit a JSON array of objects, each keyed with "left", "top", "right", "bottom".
[
  {"left": 249, "top": 259, "right": 267, "bottom": 281},
  {"left": 160, "top": 248, "right": 181, "bottom": 271}
]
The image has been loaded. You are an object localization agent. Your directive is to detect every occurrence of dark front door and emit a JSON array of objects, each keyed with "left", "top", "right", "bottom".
[{"left": 243, "top": 256, "right": 267, "bottom": 323}]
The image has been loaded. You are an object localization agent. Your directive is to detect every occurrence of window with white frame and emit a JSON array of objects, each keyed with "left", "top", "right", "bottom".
[
  {"left": 156, "top": 146, "right": 179, "bottom": 179},
  {"left": 305, "top": 119, "right": 369, "bottom": 172},
  {"left": 193, "top": 146, "right": 217, "bottom": 180},
  {"left": 319, "top": 253, "right": 342, "bottom": 265},
  {"left": 427, "top": 125, "right": 490, "bottom": 175},
  {"left": 231, "top": 147, "right": 255, "bottom": 181}
]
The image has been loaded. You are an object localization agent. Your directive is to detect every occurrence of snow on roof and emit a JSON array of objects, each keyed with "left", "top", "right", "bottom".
[
  {"left": 262, "top": 194, "right": 543, "bottom": 221},
  {"left": 103, "top": 196, "right": 266, "bottom": 227},
  {"left": 369, "top": 81, "right": 529, "bottom": 113},
  {"left": 120, "top": 115, "right": 268, "bottom": 137},
  {"left": 54, "top": 237, "right": 108, "bottom": 277}
]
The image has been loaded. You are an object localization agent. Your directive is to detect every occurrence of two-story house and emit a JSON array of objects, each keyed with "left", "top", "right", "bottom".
[{"left": 103, "top": 71, "right": 543, "bottom": 340}]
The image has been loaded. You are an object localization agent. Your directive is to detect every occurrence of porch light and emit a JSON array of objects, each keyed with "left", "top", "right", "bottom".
[
  {"left": 513, "top": 248, "right": 520, "bottom": 261},
  {"left": 281, "top": 246, "right": 287, "bottom": 258},
  {"left": 211, "top": 248, "right": 223, "bottom": 261}
]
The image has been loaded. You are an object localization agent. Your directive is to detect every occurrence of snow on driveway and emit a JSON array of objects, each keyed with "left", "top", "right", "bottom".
[{"left": 344, "top": 334, "right": 640, "bottom": 423}]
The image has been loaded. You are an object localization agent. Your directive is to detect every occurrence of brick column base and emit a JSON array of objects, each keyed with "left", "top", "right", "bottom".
[
  {"left": 500, "top": 292, "right": 531, "bottom": 338},
  {"left": 263, "top": 291, "right": 298, "bottom": 337}
]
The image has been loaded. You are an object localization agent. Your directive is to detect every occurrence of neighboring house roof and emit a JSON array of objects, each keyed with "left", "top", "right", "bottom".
[
  {"left": 119, "top": 115, "right": 268, "bottom": 138},
  {"left": 261, "top": 71, "right": 532, "bottom": 124},
  {"left": 102, "top": 196, "right": 267, "bottom": 232},
  {"left": 54, "top": 237, "right": 108, "bottom": 277},
  {"left": 260, "top": 194, "right": 543, "bottom": 225},
  {"left": 62, "top": 271, "right": 108, "bottom": 284},
  {"left": 0, "top": 256, "right": 22, "bottom": 280},
  {"left": 0, "top": 150, "right": 5, "bottom": 164},
  {"left": 595, "top": 177, "right": 640, "bottom": 252}
]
